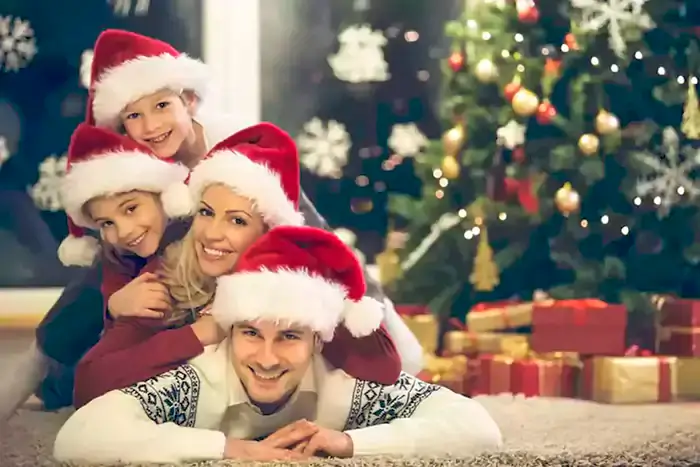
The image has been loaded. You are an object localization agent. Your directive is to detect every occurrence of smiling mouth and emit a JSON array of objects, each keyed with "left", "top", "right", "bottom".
[
  {"left": 250, "top": 367, "right": 287, "bottom": 382},
  {"left": 145, "top": 130, "right": 172, "bottom": 144},
  {"left": 201, "top": 244, "right": 234, "bottom": 261},
  {"left": 126, "top": 232, "right": 147, "bottom": 247}
]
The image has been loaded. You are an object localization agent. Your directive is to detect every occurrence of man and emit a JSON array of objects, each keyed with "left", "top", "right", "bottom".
[
  {"left": 0, "top": 30, "right": 423, "bottom": 421},
  {"left": 53, "top": 226, "right": 502, "bottom": 463}
]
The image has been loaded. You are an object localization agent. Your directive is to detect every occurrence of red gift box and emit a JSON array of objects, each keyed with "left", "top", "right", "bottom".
[
  {"left": 530, "top": 299, "right": 627, "bottom": 355},
  {"left": 511, "top": 356, "right": 581, "bottom": 397},
  {"left": 657, "top": 299, "right": 700, "bottom": 356},
  {"left": 471, "top": 355, "right": 514, "bottom": 396}
]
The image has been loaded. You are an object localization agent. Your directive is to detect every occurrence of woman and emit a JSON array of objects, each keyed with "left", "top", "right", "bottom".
[{"left": 73, "top": 123, "right": 403, "bottom": 407}]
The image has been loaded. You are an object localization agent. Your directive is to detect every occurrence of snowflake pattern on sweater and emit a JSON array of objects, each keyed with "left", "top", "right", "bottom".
[
  {"left": 120, "top": 365, "right": 201, "bottom": 427},
  {"left": 343, "top": 372, "right": 441, "bottom": 429}
]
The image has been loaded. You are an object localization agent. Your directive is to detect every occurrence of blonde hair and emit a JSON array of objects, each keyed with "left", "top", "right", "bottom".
[{"left": 158, "top": 228, "right": 216, "bottom": 326}]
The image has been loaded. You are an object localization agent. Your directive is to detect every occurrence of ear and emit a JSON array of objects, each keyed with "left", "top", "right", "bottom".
[{"left": 182, "top": 90, "right": 199, "bottom": 114}]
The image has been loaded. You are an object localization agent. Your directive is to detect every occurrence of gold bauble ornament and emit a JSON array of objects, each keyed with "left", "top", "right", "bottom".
[
  {"left": 595, "top": 110, "right": 620, "bottom": 135},
  {"left": 441, "top": 154, "right": 461, "bottom": 179},
  {"left": 512, "top": 88, "right": 540, "bottom": 117},
  {"left": 578, "top": 133, "right": 600, "bottom": 155},
  {"left": 475, "top": 58, "right": 498, "bottom": 83},
  {"left": 555, "top": 182, "right": 581, "bottom": 216},
  {"left": 442, "top": 124, "right": 466, "bottom": 155}
]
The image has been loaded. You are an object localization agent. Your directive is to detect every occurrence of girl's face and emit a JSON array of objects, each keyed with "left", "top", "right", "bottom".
[
  {"left": 191, "top": 184, "right": 266, "bottom": 278},
  {"left": 85, "top": 190, "right": 167, "bottom": 258},
  {"left": 119, "top": 89, "right": 196, "bottom": 160}
]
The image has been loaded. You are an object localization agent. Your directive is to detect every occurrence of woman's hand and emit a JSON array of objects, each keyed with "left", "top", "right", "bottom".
[
  {"left": 107, "top": 272, "right": 171, "bottom": 319},
  {"left": 190, "top": 315, "right": 226, "bottom": 346}
]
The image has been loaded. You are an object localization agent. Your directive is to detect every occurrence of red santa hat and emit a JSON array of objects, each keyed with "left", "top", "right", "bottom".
[
  {"left": 161, "top": 122, "right": 304, "bottom": 227},
  {"left": 212, "top": 226, "right": 384, "bottom": 341},
  {"left": 87, "top": 29, "right": 209, "bottom": 128},
  {"left": 58, "top": 123, "right": 188, "bottom": 267}
]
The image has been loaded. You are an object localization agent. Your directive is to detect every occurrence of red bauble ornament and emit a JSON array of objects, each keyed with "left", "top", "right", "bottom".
[
  {"left": 512, "top": 147, "right": 526, "bottom": 163},
  {"left": 535, "top": 101, "right": 557, "bottom": 125},
  {"left": 448, "top": 52, "right": 465, "bottom": 72},
  {"left": 504, "top": 81, "right": 522, "bottom": 102},
  {"left": 518, "top": 6, "right": 540, "bottom": 23}
]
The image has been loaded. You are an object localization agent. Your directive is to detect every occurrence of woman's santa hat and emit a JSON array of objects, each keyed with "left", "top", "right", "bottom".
[
  {"left": 161, "top": 122, "right": 304, "bottom": 227},
  {"left": 86, "top": 29, "right": 210, "bottom": 128},
  {"left": 58, "top": 123, "right": 189, "bottom": 267},
  {"left": 212, "top": 226, "right": 384, "bottom": 341}
]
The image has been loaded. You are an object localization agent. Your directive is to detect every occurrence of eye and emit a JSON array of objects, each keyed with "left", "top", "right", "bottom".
[
  {"left": 125, "top": 112, "right": 139, "bottom": 120},
  {"left": 125, "top": 204, "right": 138, "bottom": 214},
  {"left": 98, "top": 220, "right": 114, "bottom": 229},
  {"left": 197, "top": 207, "right": 214, "bottom": 217},
  {"left": 156, "top": 101, "right": 170, "bottom": 110},
  {"left": 231, "top": 216, "right": 248, "bottom": 226},
  {"left": 282, "top": 332, "right": 300, "bottom": 341},
  {"left": 241, "top": 329, "right": 258, "bottom": 337}
]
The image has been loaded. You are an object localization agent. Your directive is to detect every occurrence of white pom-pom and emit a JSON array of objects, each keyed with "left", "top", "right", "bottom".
[
  {"left": 342, "top": 296, "right": 384, "bottom": 338},
  {"left": 160, "top": 182, "right": 193, "bottom": 218},
  {"left": 58, "top": 235, "right": 100, "bottom": 267}
]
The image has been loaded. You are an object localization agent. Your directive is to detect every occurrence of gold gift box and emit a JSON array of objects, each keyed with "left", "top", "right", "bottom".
[
  {"left": 678, "top": 358, "right": 700, "bottom": 399},
  {"left": 443, "top": 331, "right": 530, "bottom": 358},
  {"left": 583, "top": 356, "right": 678, "bottom": 404},
  {"left": 467, "top": 302, "right": 534, "bottom": 333},
  {"left": 423, "top": 354, "right": 469, "bottom": 394},
  {"left": 401, "top": 314, "right": 439, "bottom": 354}
]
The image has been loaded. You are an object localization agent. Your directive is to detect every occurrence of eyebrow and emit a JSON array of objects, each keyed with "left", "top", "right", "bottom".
[
  {"left": 91, "top": 197, "right": 136, "bottom": 222},
  {"left": 201, "top": 200, "right": 252, "bottom": 218}
]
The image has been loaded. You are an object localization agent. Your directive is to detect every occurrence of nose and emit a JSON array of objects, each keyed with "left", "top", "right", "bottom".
[
  {"left": 141, "top": 112, "right": 160, "bottom": 134},
  {"left": 203, "top": 218, "right": 226, "bottom": 242},
  {"left": 115, "top": 220, "right": 136, "bottom": 242},
  {"left": 255, "top": 341, "right": 281, "bottom": 369}
]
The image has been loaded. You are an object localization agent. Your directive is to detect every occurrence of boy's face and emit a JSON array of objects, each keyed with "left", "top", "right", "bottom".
[{"left": 119, "top": 89, "right": 196, "bottom": 160}]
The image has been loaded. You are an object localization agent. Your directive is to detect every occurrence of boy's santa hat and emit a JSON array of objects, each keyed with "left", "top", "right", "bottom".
[
  {"left": 87, "top": 29, "right": 209, "bottom": 128},
  {"left": 212, "top": 226, "right": 384, "bottom": 341},
  {"left": 161, "top": 122, "right": 304, "bottom": 227},
  {"left": 58, "top": 123, "right": 188, "bottom": 267}
]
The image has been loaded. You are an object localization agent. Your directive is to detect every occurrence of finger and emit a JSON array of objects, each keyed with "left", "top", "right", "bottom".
[
  {"left": 135, "top": 309, "right": 165, "bottom": 319},
  {"left": 262, "top": 448, "right": 305, "bottom": 461},
  {"left": 146, "top": 283, "right": 170, "bottom": 295},
  {"left": 262, "top": 419, "right": 309, "bottom": 446},
  {"left": 144, "top": 298, "right": 171, "bottom": 311},
  {"left": 302, "top": 433, "right": 322, "bottom": 457},
  {"left": 267, "top": 423, "right": 319, "bottom": 449},
  {"left": 292, "top": 440, "right": 309, "bottom": 453}
]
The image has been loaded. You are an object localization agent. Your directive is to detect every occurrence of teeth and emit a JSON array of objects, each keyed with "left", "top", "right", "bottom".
[
  {"left": 203, "top": 246, "right": 228, "bottom": 257},
  {"left": 127, "top": 233, "right": 146, "bottom": 247},
  {"left": 253, "top": 371, "right": 281, "bottom": 380},
  {"left": 150, "top": 132, "right": 170, "bottom": 143}
]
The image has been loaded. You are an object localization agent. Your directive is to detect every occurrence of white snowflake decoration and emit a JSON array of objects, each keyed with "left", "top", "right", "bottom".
[
  {"left": 0, "top": 15, "right": 37, "bottom": 72},
  {"left": 297, "top": 118, "right": 351, "bottom": 179},
  {"left": 328, "top": 24, "right": 389, "bottom": 83},
  {"left": 0, "top": 136, "right": 10, "bottom": 169},
  {"left": 108, "top": 0, "right": 150, "bottom": 16},
  {"left": 570, "top": 0, "right": 654, "bottom": 58},
  {"left": 80, "top": 49, "right": 93, "bottom": 88},
  {"left": 496, "top": 120, "right": 526, "bottom": 150},
  {"left": 634, "top": 127, "right": 700, "bottom": 218},
  {"left": 29, "top": 153, "right": 67, "bottom": 212},
  {"left": 388, "top": 123, "right": 428, "bottom": 157}
]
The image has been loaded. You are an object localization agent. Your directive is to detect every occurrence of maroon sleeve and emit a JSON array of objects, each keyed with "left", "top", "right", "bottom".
[
  {"left": 100, "top": 263, "right": 133, "bottom": 326},
  {"left": 73, "top": 317, "right": 204, "bottom": 408},
  {"left": 321, "top": 323, "right": 401, "bottom": 385}
]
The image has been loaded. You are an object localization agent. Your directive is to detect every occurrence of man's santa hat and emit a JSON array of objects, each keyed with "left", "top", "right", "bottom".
[
  {"left": 58, "top": 123, "right": 189, "bottom": 267},
  {"left": 161, "top": 122, "right": 304, "bottom": 227},
  {"left": 212, "top": 226, "right": 384, "bottom": 341},
  {"left": 86, "top": 29, "right": 209, "bottom": 128}
]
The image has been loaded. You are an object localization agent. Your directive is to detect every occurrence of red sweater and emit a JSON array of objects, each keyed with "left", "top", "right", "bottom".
[{"left": 75, "top": 260, "right": 402, "bottom": 408}]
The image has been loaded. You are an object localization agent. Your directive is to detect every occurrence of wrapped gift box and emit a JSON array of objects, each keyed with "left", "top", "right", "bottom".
[
  {"left": 420, "top": 354, "right": 470, "bottom": 395},
  {"left": 466, "top": 300, "right": 534, "bottom": 333},
  {"left": 531, "top": 299, "right": 626, "bottom": 355},
  {"left": 657, "top": 298, "right": 700, "bottom": 357},
  {"left": 442, "top": 330, "right": 529, "bottom": 358},
  {"left": 396, "top": 305, "right": 439, "bottom": 354},
  {"left": 472, "top": 354, "right": 514, "bottom": 395},
  {"left": 511, "top": 353, "right": 581, "bottom": 398},
  {"left": 677, "top": 358, "right": 700, "bottom": 400},
  {"left": 580, "top": 355, "right": 677, "bottom": 404}
]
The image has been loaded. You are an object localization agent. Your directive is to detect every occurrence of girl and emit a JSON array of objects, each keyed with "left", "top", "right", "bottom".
[{"left": 72, "top": 123, "right": 402, "bottom": 407}]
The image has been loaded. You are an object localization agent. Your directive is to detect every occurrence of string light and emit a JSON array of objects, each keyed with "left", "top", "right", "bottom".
[
  {"left": 482, "top": 32, "right": 492, "bottom": 40},
  {"left": 633, "top": 197, "right": 642, "bottom": 206},
  {"left": 601, "top": 215, "right": 609, "bottom": 224},
  {"left": 590, "top": 57, "right": 600, "bottom": 66},
  {"left": 634, "top": 51, "right": 643, "bottom": 59},
  {"left": 435, "top": 189, "right": 445, "bottom": 199},
  {"left": 467, "top": 19, "right": 478, "bottom": 29},
  {"left": 439, "top": 178, "right": 449, "bottom": 187},
  {"left": 498, "top": 212, "right": 507, "bottom": 220},
  {"left": 610, "top": 64, "right": 619, "bottom": 73},
  {"left": 356, "top": 175, "right": 369, "bottom": 186},
  {"left": 458, "top": 209, "right": 467, "bottom": 218},
  {"left": 464, "top": 230, "right": 474, "bottom": 239},
  {"left": 561, "top": 44, "right": 570, "bottom": 53},
  {"left": 472, "top": 226, "right": 481, "bottom": 235},
  {"left": 621, "top": 226, "right": 630, "bottom": 235},
  {"left": 678, "top": 76, "right": 686, "bottom": 84},
  {"left": 581, "top": 219, "right": 589, "bottom": 228},
  {"left": 404, "top": 30, "right": 419, "bottom": 42},
  {"left": 433, "top": 169, "right": 443, "bottom": 178},
  {"left": 657, "top": 66, "right": 666, "bottom": 76},
  {"left": 653, "top": 196, "right": 661, "bottom": 205},
  {"left": 514, "top": 33, "right": 524, "bottom": 43}
]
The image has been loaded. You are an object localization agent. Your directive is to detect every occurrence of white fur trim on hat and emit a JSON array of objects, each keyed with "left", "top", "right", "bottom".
[
  {"left": 213, "top": 268, "right": 380, "bottom": 341},
  {"left": 160, "top": 181, "right": 193, "bottom": 218},
  {"left": 58, "top": 235, "right": 101, "bottom": 267},
  {"left": 61, "top": 151, "right": 189, "bottom": 228},
  {"left": 92, "top": 53, "right": 210, "bottom": 128},
  {"left": 341, "top": 296, "right": 384, "bottom": 338},
  {"left": 187, "top": 150, "right": 304, "bottom": 227}
]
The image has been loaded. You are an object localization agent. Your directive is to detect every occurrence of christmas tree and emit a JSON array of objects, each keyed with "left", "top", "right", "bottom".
[{"left": 385, "top": 0, "right": 700, "bottom": 325}]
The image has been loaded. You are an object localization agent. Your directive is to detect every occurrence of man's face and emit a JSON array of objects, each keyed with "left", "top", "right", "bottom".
[
  {"left": 119, "top": 89, "right": 196, "bottom": 160},
  {"left": 230, "top": 320, "right": 316, "bottom": 412}
]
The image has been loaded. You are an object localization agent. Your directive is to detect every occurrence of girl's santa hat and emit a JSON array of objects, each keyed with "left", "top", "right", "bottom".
[
  {"left": 58, "top": 123, "right": 188, "bottom": 267},
  {"left": 86, "top": 29, "right": 210, "bottom": 128},
  {"left": 212, "top": 226, "right": 384, "bottom": 341},
  {"left": 161, "top": 122, "right": 304, "bottom": 227}
]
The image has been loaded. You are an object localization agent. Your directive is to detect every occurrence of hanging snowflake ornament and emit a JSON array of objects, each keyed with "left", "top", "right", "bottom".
[
  {"left": 108, "top": 0, "right": 150, "bottom": 16},
  {"left": 0, "top": 15, "right": 37, "bottom": 72},
  {"left": 297, "top": 118, "right": 352, "bottom": 179},
  {"left": 328, "top": 24, "right": 389, "bottom": 83},
  {"left": 388, "top": 123, "right": 428, "bottom": 157},
  {"left": 497, "top": 120, "right": 526, "bottom": 149},
  {"left": 633, "top": 127, "right": 700, "bottom": 218},
  {"left": 80, "top": 49, "right": 94, "bottom": 88},
  {"left": 0, "top": 136, "right": 10, "bottom": 169},
  {"left": 29, "top": 153, "right": 68, "bottom": 212},
  {"left": 570, "top": 0, "right": 654, "bottom": 58}
]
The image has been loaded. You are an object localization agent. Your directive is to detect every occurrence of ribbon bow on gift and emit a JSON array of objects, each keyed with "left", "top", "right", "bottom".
[{"left": 624, "top": 345, "right": 653, "bottom": 357}]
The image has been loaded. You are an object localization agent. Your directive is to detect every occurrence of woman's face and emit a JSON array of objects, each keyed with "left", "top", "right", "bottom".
[
  {"left": 85, "top": 190, "right": 166, "bottom": 258},
  {"left": 191, "top": 184, "right": 266, "bottom": 278},
  {"left": 119, "top": 89, "right": 196, "bottom": 160}
]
